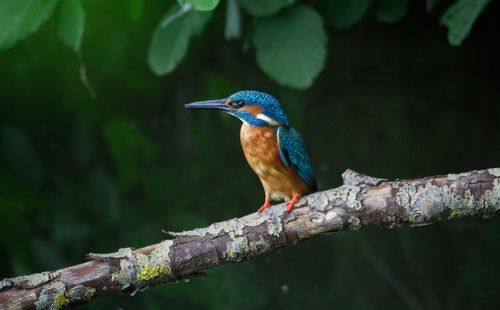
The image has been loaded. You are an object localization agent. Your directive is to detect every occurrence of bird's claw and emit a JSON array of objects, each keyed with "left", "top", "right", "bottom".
[
  {"left": 258, "top": 199, "right": 272, "bottom": 213},
  {"left": 285, "top": 194, "right": 300, "bottom": 213}
]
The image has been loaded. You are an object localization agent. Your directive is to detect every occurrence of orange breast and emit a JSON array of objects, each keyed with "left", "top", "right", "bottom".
[{"left": 240, "top": 123, "right": 309, "bottom": 201}]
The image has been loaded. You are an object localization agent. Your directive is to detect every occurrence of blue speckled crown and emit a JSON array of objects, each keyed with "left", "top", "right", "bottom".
[{"left": 229, "top": 90, "right": 289, "bottom": 126}]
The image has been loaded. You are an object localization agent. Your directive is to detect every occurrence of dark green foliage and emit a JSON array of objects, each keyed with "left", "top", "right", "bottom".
[
  {"left": 224, "top": 0, "right": 241, "bottom": 39},
  {"left": 57, "top": 0, "right": 85, "bottom": 51},
  {"left": 0, "top": 0, "right": 58, "bottom": 49},
  {"left": 148, "top": 5, "right": 212, "bottom": 75},
  {"left": 237, "top": 0, "right": 290, "bottom": 17},
  {"left": 372, "top": 0, "right": 409, "bottom": 23},
  {"left": 103, "top": 119, "right": 158, "bottom": 188},
  {"left": 0, "top": 0, "right": 492, "bottom": 89},
  {"left": 180, "top": 0, "right": 220, "bottom": 11},
  {"left": 129, "top": 0, "right": 145, "bottom": 22},
  {"left": 0, "top": 0, "right": 500, "bottom": 309},
  {"left": 319, "top": 0, "right": 373, "bottom": 29},
  {"left": 440, "top": 0, "right": 490, "bottom": 46},
  {"left": 252, "top": 4, "right": 327, "bottom": 89},
  {"left": 1, "top": 127, "right": 44, "bottom": 190}
]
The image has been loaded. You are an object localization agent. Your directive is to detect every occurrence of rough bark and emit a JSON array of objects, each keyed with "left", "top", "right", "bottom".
[{"left": 1, "top": 168, "right": 500, "bottom": 309}]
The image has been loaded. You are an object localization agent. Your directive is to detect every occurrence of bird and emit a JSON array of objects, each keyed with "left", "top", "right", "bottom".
[{"left": 185, "top": 90, "right": 317, "bottom": 213}]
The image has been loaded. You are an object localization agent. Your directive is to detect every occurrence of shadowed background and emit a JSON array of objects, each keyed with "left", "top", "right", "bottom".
[{"left": 1, "top": 0, "right": 500, "bottom": 309}]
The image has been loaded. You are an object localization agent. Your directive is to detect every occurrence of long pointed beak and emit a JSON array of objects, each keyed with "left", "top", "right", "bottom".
[{"left": 184, "top": 99, "right": 235, "bottom": 111}]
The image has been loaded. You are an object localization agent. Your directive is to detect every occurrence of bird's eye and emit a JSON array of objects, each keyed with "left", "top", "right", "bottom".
[{"left": 231, "top": 100, "right": 244, "bottom": 108}]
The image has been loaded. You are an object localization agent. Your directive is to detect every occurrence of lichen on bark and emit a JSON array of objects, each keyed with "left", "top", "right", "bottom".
[{"left": 1, "top": 168, "right": 499, "bottom": 310}]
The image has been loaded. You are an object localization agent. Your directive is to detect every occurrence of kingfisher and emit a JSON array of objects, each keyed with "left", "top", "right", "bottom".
[{"left": 185, "top": 90, "right": 317, "bottom": 213}]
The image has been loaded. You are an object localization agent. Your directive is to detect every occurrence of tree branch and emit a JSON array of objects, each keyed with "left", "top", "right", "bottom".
[{"left": 1, "top": 168, "right": 499, "bottom": 309}]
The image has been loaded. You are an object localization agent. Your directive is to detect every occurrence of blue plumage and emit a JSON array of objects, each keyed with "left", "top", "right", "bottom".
[
  {"left": 185, "top": 90, "right": 317, "bottom": 213},
  {"left": 277, "top": 127, "right": 317, "bottom": 192},
  {"left": 229, "top": 91, "right": 316, "bottom": 191}
]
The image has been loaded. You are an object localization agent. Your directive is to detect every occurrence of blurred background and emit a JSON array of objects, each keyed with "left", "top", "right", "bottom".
[{"left": 1, "top": 0, "right": 500, "bottom": 309}]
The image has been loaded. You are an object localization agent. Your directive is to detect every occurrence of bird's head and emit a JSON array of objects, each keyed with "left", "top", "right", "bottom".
[{"left": 185, "top": 90, "right": 289, "bottom": 127}]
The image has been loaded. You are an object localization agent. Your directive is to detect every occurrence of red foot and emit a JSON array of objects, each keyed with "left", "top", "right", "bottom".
[
  {"left": 285, "top": 194, "right": 301, "bottom": 213},
  {"left": 258, "top": 198, "right": 272, "bottom": 213}
]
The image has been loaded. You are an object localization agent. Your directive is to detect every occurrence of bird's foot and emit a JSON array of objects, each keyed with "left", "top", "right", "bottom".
[
  {"left": 257, "top": 198, "right": 272, "bottom": 213},
  {"left": 285, "top": 194, "right": 301, "bottom": 213}
]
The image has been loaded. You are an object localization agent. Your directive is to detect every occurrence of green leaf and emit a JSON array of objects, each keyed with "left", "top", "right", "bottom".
[
  {"left": 0, "top": 0, "right": 58, "bottom": 49},
  {"left": 57, "top": 0, "right": 85, "bottom": 51},
  {"left": 147, "top": 4, "right": 211, "bottom": 75},
  {"left": 237, "top": 0, "right": 289, "bottom": 17},
  {"left": 252, "top": 4, "right": 327, "bottom": 89},
  {"left": 440, "top": 0, "right": 490, "bottom": 46},
  {"left": 179, "top": 0, "right": 220, "bottom": 11},
  {"left": 372, "top": 0, "right": 409, "bottom": 23},
  {"left": 319, "top": 0, "right": 372, "bottom": 29}
]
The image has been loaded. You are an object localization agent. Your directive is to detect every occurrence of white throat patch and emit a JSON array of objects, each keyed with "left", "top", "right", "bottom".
[{"left": 256, "top": 113, "right": 281, "bottom": 126}]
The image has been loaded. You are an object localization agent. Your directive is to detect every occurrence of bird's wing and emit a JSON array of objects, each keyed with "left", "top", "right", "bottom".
[{"left": 277, "top": 126, "right": 317, "bottom": 192}]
